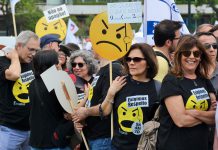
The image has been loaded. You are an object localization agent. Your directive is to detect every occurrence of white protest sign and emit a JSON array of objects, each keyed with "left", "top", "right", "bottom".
[
  {"left": 107, "top": 2, "right": 142, "bottom": 24},
  {"left": 41, "top": 65, "right": 78, "bottom": 113},
  {"left": 43, "top": 4, "right": 69, "bottom": 23}
]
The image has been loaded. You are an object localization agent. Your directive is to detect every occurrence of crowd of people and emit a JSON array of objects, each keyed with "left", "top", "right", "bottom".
[{"left": 0, "top": 20, "right": 218, "bottom": 150}]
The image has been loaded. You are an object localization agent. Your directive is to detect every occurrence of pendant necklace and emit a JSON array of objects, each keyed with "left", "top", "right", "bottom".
[{"left": 193, "top": 80, "right": 198, "bottom": 87}]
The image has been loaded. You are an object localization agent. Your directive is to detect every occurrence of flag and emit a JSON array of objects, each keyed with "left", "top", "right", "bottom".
[
  {"left": 10, "top": 0, "right": 20, "bottom": 14},
  {"left": 144, "top": 0, "right": 189, "bottom": 45},
  {"left": 65, "top": 18, "right": 79, "bottom": 44}
]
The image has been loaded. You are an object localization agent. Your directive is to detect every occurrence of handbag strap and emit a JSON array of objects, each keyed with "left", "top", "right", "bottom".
[{"left": 153, "top": 80, "right": 161, "bottom": 121}]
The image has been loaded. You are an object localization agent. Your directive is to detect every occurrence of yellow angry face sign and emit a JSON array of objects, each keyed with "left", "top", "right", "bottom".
[
  {"left": 90, "top": 12, "right": 133, "bottom": 61},
  {"left": 118, "top": 101, "right": 143, "bottom": 133},
  {"left": 12, "top": 78, "right": 30, "bottom": 104},
  {"left": 35, "top": 16, "right": 67, "bottom": 40}
]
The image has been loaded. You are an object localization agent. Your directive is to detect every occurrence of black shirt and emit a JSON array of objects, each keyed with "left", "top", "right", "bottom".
[
  {"left": 85, "top": 62, "right": 122, "bottom": 140},
  {"left": 0, "top": 57, "right": 34, "bottom": 130},
  {"left": 112, "top": 75, "right": 160, "bottom": 150},
  {"left": 29, "top": 77, "right": 73, "bottom": 148},
  {"left": 157, "top": 74, "right": 215, "bottom": 150}
]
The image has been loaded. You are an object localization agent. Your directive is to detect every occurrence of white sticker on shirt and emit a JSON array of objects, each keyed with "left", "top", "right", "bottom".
[
  {"left": 126, "top": 95, "right": 149, "bottom": 108},
  {"left": 132, "top": 122, "right": 143, "bottom": 135},
  {"left": 78, "top": 93, "right": 85, "bottom": 101},
  {"left": 91, "top": 76, "right": 100, "bottom": 87},
  {"left": 20, "top": 70, "right": 35, "bottom": 83},
  {"left": 191, "top": 88, "right": 209, "bottom": 101}
]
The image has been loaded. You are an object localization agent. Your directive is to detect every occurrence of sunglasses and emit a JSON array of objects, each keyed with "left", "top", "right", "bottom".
[
  {"left": 181, "top": 50, "right": 202, "bottom": 58},
  {"left": 203, "top": 43, "right": 217, "bottom": 50},
  {"left": 71, "top": 62, "right": 85, "bottom": 68},
  {"left": 125, "top": 57, "right": 146, "bottom": 63}
]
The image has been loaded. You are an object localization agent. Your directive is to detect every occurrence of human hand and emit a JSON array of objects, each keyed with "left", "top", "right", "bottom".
[
  {"left": 64, "top": 113, "right": 72, "bottom": 120},
  {"left": 186, "top": 109, "right": 199, "bottom": 118},
  {"left": 209, "top": 99, "right": 217, "bottom": 111},
  {"left": 5, "top": 49, "right": 19, "bottom": 60},
  {"left": 108, "top": 76, "right": 126, "bottom": 96},
  {"left": 72, "top": 107, "right": 89, "bottom": 122},
  {"left": 74, "top": 122, "right": 84, "bottom": 132}
]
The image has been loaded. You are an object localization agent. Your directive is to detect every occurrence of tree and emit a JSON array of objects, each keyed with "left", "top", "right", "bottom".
[
  {"left": 194, "top": 0, "right": 218, "bottom": 20},
  {"left": 0, "top": 0, "right": 43, "bottom": 35}
]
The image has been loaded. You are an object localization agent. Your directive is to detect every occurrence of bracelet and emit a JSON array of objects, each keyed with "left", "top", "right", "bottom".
[
  {"left": 106, "top": 99, "right": 114, "bottom": 104},
  {"left": 99, "top": 104, "right": 104, "bottom": 120}
]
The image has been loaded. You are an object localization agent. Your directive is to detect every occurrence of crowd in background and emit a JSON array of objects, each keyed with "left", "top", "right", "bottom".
[{"left": 0, "top": 20, "right": 218, "bottom": 150}]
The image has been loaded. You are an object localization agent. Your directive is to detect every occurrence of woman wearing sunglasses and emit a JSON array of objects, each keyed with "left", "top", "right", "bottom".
[
  {"left": 68, "top": 50, "right": 98, "bottom": 102},
  {"left": 157, "top": 35, "right": 216, "bottom": 150},
  {"left": 88, "top": 43, "right": 160, "bottom": 149},
  {"left": 195, "top": 32, "right": 218, "bottom": 150}
]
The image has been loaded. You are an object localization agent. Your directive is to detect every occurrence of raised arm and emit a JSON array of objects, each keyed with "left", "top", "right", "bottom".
[
  {"left": 165, "top": 95, "right": 202, "bottom": 127},
  {"left": 5, "top": 49, "right": 21, "bottom": 81},
  {"left": 72, "top": 76, "right": 126, "bottom": 122}
]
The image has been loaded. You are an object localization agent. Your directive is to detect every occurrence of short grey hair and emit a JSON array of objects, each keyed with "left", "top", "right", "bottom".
[
  {"left": 16, "top": 30, "right": 39, "bottom": 47},
  {"left": 68, "top": 50, "right": 98, "bottom": 76}
]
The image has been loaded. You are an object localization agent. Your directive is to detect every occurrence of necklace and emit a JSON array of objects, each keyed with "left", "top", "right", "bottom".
[{"left": 193, "top": 80, "right": 198, "bottom": 87}]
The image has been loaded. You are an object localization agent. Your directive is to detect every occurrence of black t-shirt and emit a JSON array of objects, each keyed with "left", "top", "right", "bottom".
[
  {"left": 112, "top": 75, "right": 160, "bottom": 150},
  {"left": 85, "top": 62, "right": 122, "bottom": 140},
  {"left": 0, "top": 57, "right": 34, "bottom": 131},
  {"left": 75, "top": 76, "right": 94, "bottom": 103},
  {"left": 29, "top": 77, "right": 73, "bottom": 148},
  {"left": 157, "top": 74, "right": 215, "bottom": 150}
]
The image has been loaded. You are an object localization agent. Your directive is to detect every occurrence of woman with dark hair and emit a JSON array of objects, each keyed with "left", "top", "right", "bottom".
[
  {"left": 74, "top": 43, "right": 160, "bottom": 149},
  {"left": 157, "top": 35, "right": 216, "bottom": 150},
  {"left": 29, "top": 50, "right": 75, "bottom": 150}
]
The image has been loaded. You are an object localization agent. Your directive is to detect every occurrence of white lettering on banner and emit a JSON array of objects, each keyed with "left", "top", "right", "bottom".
[
  {"left": 191, "top": 88, "right": 209, "bottom": 101},
  {"left": 20, "top": 70, "right": 34, "bottom": 83},
  {"left": 43, "top": 4, "right": 69, "bottom": 23},
  {"left": 126, "top": 95, "right": 149, "bottom": 108}
]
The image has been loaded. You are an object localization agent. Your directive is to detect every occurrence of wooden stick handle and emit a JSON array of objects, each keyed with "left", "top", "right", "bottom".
[{"left": 61, "top": 82, "right": 89, "bottom": 150}]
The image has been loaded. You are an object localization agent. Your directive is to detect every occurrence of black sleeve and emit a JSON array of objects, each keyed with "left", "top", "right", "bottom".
[
  {"left": 0, "top": 57, "right": 10, "bottom": 81},
  {"left": 160, "top": 74, "right": 182, "bottom": 104}
]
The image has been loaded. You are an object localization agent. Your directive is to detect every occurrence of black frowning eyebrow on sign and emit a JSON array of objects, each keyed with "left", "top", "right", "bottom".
[
  {"left": 116, "top": 26, "right": 125, "bottom": 32},
  {"left": 102, "top": 20, "right": 108, "bottom": 29},
  {"left": 42, "top": 23, "right": 48, "bottom": 27},
  {"left": 121, "top": 107, "right": 127, "bottom": 111}
]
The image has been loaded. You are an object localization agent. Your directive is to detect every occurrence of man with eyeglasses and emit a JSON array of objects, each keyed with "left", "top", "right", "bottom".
[
  {"left": 40, "top": 34, "right": 61, "bottom": 52},
  {"left": 0, "top": 30, "right": 40, "bottom": 150},
  {"left": 195, "top": 32, "right": 218, "bottom": 150},
  {"left": 153, "top": 19, "right": 182, "bottom": 82}
]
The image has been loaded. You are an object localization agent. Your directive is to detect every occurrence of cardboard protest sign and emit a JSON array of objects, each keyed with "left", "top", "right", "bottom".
[
  {"left": 35, "top": 16, "right": 67, "bottom": 40},
  {"left": 89, "top": 12, "right": 133, "bottom": 61},
  {"left": 43, "top": 4, "right": 69, "bottom": 23},
  {"left": 41, "top": 65, "right": 78, "bottom": 113},
  {"left": 107, "top": 2, "right": 142, "bottom": 24}
]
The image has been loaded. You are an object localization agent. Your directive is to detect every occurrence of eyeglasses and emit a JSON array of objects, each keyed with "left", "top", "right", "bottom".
[
  {"left": 203, "top": 43, "right": 217, "bottom": 50},
  {"left": 71, "top": 62, "right": 85, "bottom": 68},
  {"left": 27, "top": 47, "right": 40, "bottom": 53},
  {"left": 181, "top": 50, "right": 202, "bottom": 58},
  {"left": 173, "top": 37, "right": 181, "bottom": 40},
  {"left": 125, "top": 57, "right": 146, "bottom": 63}
]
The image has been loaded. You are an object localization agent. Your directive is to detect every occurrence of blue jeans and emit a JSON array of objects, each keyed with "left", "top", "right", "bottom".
[
  {"left": 88, "top": 138, "right": 111, "bottom": 150},
  {"left": 0, "top": 125, "right": 30, "bottom": 150},
  {"left": 31, "top": 147, "right": 71, "bottom": 150}
]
